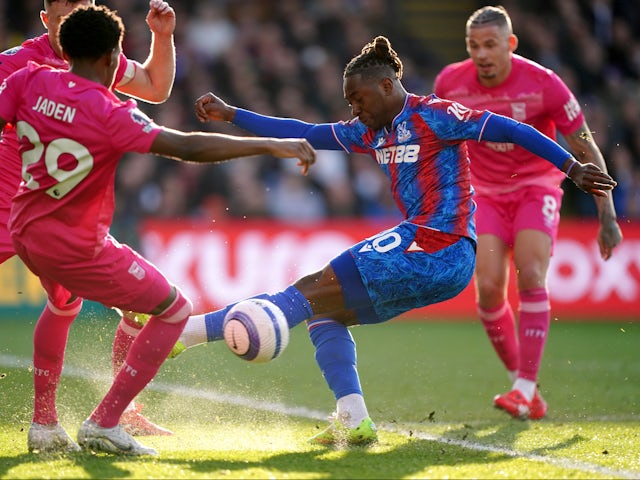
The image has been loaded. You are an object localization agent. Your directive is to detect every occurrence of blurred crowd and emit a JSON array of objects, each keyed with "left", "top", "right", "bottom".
[{"left": 2, "top": 0, "right": 640, "bottom": 241}]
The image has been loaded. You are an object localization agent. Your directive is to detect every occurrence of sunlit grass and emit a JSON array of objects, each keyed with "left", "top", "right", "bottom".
[{"left": 1, "top": 308, "right": 639, "bottom": 479}]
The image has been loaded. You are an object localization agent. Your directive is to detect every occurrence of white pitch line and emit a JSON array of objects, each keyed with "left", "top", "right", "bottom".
[
  {"left": 2, "top": 354, "right": 639, "bottom": 479},
  {"left": 382, "top": 423, "right": 640, "bottom": 480}
]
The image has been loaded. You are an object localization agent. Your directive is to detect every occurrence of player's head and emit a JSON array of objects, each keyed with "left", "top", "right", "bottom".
[
  {"left": 41, "top": 1, "right": 95, "bottom": 57},
  {"left": 343, "top": 36, "right": 407, "bottom": 131},
  {"left": 59, "top": 5, "right": 124, "bottom": 86},
  {"left": 465, "top": 5, "right": 517, "bottom": 87}
]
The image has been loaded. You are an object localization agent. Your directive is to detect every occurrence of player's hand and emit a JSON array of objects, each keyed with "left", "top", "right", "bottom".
[
  {"left": 268, "top": 139, "right": 316, "bottom": 175},
  {"left": 194, "top": 92, "right": 236, "bottom": 123},
  {"left": 597, "top": 219, "right": 623, "bottom": 260},
  {"left": 566, "top": 161, "right": 617, "bottom": 197},
  {"left": 146, "top": 0, "right": 176, "bottom": 36}
]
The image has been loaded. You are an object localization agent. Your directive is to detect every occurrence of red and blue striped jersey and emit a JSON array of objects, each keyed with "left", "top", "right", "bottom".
[{"left": 332, "top": 93, "right": 492, "bottom": 241}]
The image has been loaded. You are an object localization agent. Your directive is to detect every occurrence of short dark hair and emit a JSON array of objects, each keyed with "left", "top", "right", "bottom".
[
  {"left": 466, "top": 5, "right": 512, "bottom": 35},
  {"left": 44, "top": 0, "right": 91, "bottom": 10},
  {"left": 58, "top": 4, "right": 124, "bottom": 61},
  {"left": 344, "top": 35, "right": 403, "bottom": 81}
]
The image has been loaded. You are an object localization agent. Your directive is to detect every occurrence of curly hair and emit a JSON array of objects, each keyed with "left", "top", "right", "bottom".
[
  {"left": 58, "top": 4, "right": 124, "bottom": 61},
  {"left": 343, "top": 35, "right": 403, "bottom": 81}
]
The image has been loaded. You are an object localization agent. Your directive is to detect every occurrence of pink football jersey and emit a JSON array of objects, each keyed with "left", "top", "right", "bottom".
[
  {"left": 0, "top": 63, "right": 162, "bottom": 258},
  {"left": 0, "top": 34, "right": 131, "bottom": 201},
  {"left": 434, "top": 54, "right": 584, "bottom": 195}
]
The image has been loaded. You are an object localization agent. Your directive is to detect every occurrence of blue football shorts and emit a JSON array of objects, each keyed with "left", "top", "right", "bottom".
[{"left": 334, "top": 221, "right": 476, "bottom": 324}]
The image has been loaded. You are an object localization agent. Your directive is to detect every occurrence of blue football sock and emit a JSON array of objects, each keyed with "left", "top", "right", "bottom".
[
  {"left": 271, "top": 286, "right": 314, "bottom": 329},
  {"left": 203, "top": 307, "right": 229, "bottom": 342},
  {"left": 203, "top": 286, "right": 313, "bottom": 342},
  {"left": 308, "top": 318, "right": 362, "bottom": 400}
]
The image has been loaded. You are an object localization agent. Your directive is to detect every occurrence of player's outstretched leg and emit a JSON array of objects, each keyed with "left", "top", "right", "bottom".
[
  {"left": 112, "top": 311, "right": 176, "bottom": 435},
  {"left": 177, "top": 287, "right": 312, "bottom": 350},
  {"left": 307, "top": 319, "right": 377, "bottom": 446}
]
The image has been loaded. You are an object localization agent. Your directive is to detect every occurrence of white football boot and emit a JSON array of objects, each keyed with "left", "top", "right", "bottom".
[
  {"left": 77, "top": 418, "right": 158, "bottom": 456},
  {"left": 28, "top": 422, "right": 81, "bottom": 453}
]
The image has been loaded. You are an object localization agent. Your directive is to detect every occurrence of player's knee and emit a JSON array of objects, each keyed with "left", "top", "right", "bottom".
[
  {"left": 516, "top": 267, "right": 546, "bottom": 291},
  {"left": 475, "top": 276, "right": 505, "bottom": 305},
  {"left": 155, "top": 288, "right": 193, "bottom": 324},
  {"left": 47, "top": 296, "right": 83, "bottom": 315},
  {"left": 331, "top": 311, "right": 359, "bottom": 326}
]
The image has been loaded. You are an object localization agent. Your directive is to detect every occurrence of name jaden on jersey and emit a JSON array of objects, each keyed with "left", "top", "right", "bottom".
[{"left": 32, "top": 95, "right": 76, "bottom": 124}]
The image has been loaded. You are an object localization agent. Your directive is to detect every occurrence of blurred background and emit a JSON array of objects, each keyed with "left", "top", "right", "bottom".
[
  {"left": 3, "top": 0, "right": 640, "bottom": 242},
  {"left": 2, "top": 0, "right": 640, "bottom": 317}
]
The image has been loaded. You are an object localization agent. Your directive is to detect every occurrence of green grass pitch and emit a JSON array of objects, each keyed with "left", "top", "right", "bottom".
[{"left": 0, "top": 307, "right": 639, "bottom": 479}]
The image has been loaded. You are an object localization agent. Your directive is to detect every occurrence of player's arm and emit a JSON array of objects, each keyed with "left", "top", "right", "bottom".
[
  {"left": 150, "top": 128, "right": 316, "bottom": 175},
  {"left": 562, "top": 122, "right": 623, "bottom": 259},
  {"left": 115, "top": 0, "right": 176, "bottom": 103},
  {"left": 194, "top": 92, "right": 341, "bottom": 150},
  {"left": 480, "top": 113, "right": 617, "bottom": 197},
  {"left": 0, "top": 73, "right": 19, "bottom": 130}
]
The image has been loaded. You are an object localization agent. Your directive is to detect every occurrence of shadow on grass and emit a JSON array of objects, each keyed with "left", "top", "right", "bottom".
[
  {"left": 0, "top": 451, "right": 139, "bottom": 479},
  {"left": 0, "top": 422, "right": 596, "bottom": 480},
  {"left": 167, "top": 438, "right": 522, "bottom": 479},
  {"left": 436, "top": 419, "right": 586, "bottom": 455},
  {"left": 0, "top": 437, "right": 527, "bottom": 480}
]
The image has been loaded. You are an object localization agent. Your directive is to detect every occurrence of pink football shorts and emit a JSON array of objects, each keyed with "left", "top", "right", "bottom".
[
  {"left": 0, "top": 203, "right": 15, "bottom": 264},
  {"left": 474, "top": 184, "right": 563, "bottom": 249},
  {"left": 13, "top": 233, "right": 174, "bottom": 312}
]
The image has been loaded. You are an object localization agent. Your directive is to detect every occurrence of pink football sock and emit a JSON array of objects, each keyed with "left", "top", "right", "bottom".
[
  {"left": 478, "top": 301, "right": 519, "bottom": 372},
  {"left": 91, "top": 294, "right": 190, "bottom": 428},
  {"left": 517, "top": 288, "right": 550, "bottom": 382},
  {"left": 32, "top": 298, "right": 82, "bottom": 425},
  {"left": 111, "top": 315, "right": 143, "bottom": 376}
]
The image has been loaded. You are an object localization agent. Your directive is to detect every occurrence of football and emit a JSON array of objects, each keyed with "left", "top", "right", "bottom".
[{"left": 222, "top": 298, "right": 290, "bottom": 363}]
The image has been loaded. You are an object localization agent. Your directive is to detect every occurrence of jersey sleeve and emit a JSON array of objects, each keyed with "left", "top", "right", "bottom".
[
  {"left": 233, "top": 108, "right": 342, "bottom": 150},
  {"left": 0, "top": 68, "right": 27, "bottom": 124},
  {"left": 481, "top": 113, "right": 571, "bottom": 170},
  {"left": 543, "top": 71, "right": 584, "bottom": 135},
  {"left": 423, "top": 96, "right": 488, "bottom": 142},
  {"left": 106, "top": 99, "right": 162, "bottom": 154},
  {"left": 331, "top": 118, "right": 370, "bottom": 153},
  {"left": 0, "top": 47, "right": 23, "bottom": 84},
  {"left": 113, "top": 53, "right": 134, "bottom": 87}
]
